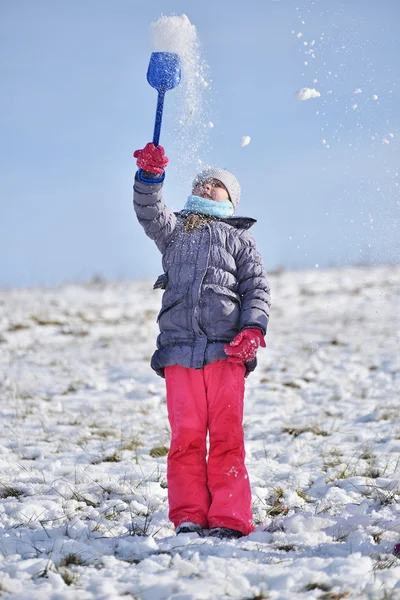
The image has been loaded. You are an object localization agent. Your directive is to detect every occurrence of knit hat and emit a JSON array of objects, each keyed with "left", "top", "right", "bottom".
[{"left": 193, "top": 168, "right": 241, "bottom": 213}]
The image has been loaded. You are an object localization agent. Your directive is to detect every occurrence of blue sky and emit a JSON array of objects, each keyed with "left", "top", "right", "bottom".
[{"left": 1, "top": 0, "right": 399, "bottom": 288}]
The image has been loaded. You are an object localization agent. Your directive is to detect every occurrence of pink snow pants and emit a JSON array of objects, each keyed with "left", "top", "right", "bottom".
[{"left": 165, "top": 360, "right": 254, "bottom": 535}]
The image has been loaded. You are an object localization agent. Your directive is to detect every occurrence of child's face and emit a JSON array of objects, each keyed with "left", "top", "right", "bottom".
[{"left": 193, "top": 178, "right": 230, "bottom": 203}]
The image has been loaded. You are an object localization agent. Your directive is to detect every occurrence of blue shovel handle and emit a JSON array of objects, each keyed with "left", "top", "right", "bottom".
[{"left": 153, "top": 89, "right": 166, "bottom": 147}]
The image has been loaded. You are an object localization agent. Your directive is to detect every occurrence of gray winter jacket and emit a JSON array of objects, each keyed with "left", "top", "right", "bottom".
[{"left": 133, "top": 174, "right": 271, "bottom": 377}]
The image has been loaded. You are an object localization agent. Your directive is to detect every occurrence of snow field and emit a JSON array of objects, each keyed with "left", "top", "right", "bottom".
[{"left": 0, "top": 265, "right": 400, "bottom": 599}]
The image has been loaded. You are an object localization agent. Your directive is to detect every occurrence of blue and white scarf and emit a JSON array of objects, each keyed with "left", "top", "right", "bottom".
[{"left": 183, "top": 195, "right": 234, "bottom": 218}]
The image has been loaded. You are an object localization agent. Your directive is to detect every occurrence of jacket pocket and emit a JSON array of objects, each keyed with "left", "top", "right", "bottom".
[
  {"left": 200, "top": 284, "right": 241, "bottom": 338},
  {"left": 157, "top": 288, "right": 189, "bottom": 330},
  {"left": 202, "top": 284, "right": 241, "bottom": 305}
]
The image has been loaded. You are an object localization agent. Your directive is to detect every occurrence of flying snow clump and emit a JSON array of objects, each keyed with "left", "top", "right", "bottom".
[
  {"left": 151, "top": 14, "right": 212, "bottom": 177},
  {"left": 241, "top": 136, "right": 251, "bottom": 147},
  {"left": 295, "top": 88, "right": 321, "bottom": 101}
]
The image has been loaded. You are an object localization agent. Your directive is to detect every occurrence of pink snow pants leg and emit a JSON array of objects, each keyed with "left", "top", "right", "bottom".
[{"left": 165, "top": 360, "right": 254, "bottom": 535}]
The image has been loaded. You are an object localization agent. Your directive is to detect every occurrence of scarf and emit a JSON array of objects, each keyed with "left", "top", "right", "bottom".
[{"left": 183, "top": 195, "right": 234, "bottom": 218}]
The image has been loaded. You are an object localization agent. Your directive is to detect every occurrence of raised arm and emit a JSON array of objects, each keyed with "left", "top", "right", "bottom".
[{"left": 132, "top": 143, "right": 177, "bottom": 254}]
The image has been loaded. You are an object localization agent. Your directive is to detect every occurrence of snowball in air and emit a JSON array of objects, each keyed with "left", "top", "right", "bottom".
[
  {"left": 353, "top": 88, "right": 362, "bottom": 94},
  {"left": 241, "top": 136, "right": 251, "bottom": 147},
  {"left": 295, "top": 87, "right": 321, "bottom": 101},
  {"left": 372, "top": 95, "right": 378, "bottom": 101}
]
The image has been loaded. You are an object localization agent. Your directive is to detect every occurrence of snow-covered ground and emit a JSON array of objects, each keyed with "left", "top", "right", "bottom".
[{"left": 0, "top": 264, "right": 400, "bottom": 599}]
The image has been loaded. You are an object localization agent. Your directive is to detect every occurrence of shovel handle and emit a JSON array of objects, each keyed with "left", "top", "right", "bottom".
[{"left": 153, "top": 88, "right": 166, "bottom": 147}]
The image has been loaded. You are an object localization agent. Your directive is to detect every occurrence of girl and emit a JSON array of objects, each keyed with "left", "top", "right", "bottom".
[{"left": 133, "top": 142, "right": 271, "bottom": 539}]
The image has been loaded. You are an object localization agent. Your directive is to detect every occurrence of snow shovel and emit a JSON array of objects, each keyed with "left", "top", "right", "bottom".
[{"left": 147, "top": 52, "right": 181, "bottom": 146}]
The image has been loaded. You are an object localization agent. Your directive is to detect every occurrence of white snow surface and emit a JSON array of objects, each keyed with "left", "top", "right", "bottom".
[
  {"left": 1, "top": 265, "right": 400, "bottom": 599},
  {"left": 295, "top": 87, "right": 321, "bottom": 101}
]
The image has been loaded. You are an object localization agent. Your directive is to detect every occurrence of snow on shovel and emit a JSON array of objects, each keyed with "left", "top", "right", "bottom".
[{"left": 147, "top": 52, "right": 181, "bottom": 147}]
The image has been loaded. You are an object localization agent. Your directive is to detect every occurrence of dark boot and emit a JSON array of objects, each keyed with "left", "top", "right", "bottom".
[
  {"left": 209, "top": 527, "right": 244, "bottom": 539},
  {"left": 176, "top": 522, "right": 204, "bottom": 537}
]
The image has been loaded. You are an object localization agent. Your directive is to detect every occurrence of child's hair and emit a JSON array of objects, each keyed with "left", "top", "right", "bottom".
[
  {"left": 184, "top": 213, "right": 213, "bottom": 233},
  {"left": 193, "top": 168, "right": 241, "bottom": 212}
]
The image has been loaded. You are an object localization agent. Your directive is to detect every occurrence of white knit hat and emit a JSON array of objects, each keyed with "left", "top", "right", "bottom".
[{"left": 193, "top": 168, "right": 241, "bottom": 213}]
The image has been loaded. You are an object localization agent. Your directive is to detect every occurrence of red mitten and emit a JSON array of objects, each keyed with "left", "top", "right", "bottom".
[
  {"left": 224, "top": 328, "right": 266, "bottom": 362},
  {"left": 133, "top": 143, "right": 169, "bottom": 174}
]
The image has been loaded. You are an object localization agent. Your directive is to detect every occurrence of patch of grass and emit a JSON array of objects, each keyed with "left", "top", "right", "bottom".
[
  {"left": 101, "top": 452, "right": 121, "bottom": 463},
  {"left": 296, "top": 489, "right": 312, "bottom": 502},
  {"left": 7, "top": 323, "right": 30, "bottom": 332},
  {"left": 374, "top": 484, "right": 400, "bottom": 506},
  {"left": 93, "top": 430, "right": 115, "bottom": 439},
  {"left": 276, "top": 544, "right": 295, "bottom": 552},
  {"left": 282, "top": 381, "right": 302, "bottom": 389},
  {"left": 0, "top": 485, "right": 24, "bottom": 499},
  {"left": 282, "top": 425, "right": 329, "bottom": 438},
  {"left": 319, "top": 593, "right": 350, "bottom": 600},
  {"left": 31, "top": 316, "right": 65, "bottom": 326},
  {"left": 372, "top": 531, "right": 383, "bottom": 544},
  {"left": 61, "top": 382, "right": 85, "bottom": 395},
  {"left": 330, "top": 338, "right": 345, "bottom": 345},
  {"left": 303, "top": 583, "right": 331, "bottom": 592},
  {"left": 58, "top": 567, "right": 80, "bottom": 586},
  {"left": 149, "top": 446, "right": 169, "bottom": 458},
  {"left": 120, "top": 439, "right": 144, "bottom": 451},
  {"left": 333, "top": 527, "right": 355, "bottom": 543},
  {"left": 334, "top": 466, "right": 357, "bottom": 480},
  {"left": 71, "top": 492, "right": 99, "bottom": 508},
  {"left": 360, "top": 451, "right": 375, "bottom": 461},
  {"left": 266, "top": 487, "right": 288, "bottom": 517},
  {"left": 379, "top": 410, "right": 397, "bottom": 421},
  {"left": 128, "top": 510, "right": 153, "bottom": 536},
  {"left": 326, "top": 455, "right": 361, "bottom": 481},
  {"left": 322, "top": 448, "right": 343, "bottom": 472},
  {"left": 59, "top": 553, "right": 85, "bottom": 567},
  {"left": 242, "top": 593, "right": 270, "bottom": 600},
  {"left": 364, "top": 466, "right": 381, "bottom": 479},
  {"left": 76, "top": 436, "right": 91, "bottom": 449},
  {"left": 60, "top": 327, "right": 89, "bottom": 337},
  {"left": 373, "top": 557, "right": 398, "bottom": 570}
]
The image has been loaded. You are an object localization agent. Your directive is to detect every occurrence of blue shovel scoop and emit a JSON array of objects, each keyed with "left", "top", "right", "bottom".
[{"left": 147, "top": 52, "right": 181, "bottom": 147}]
